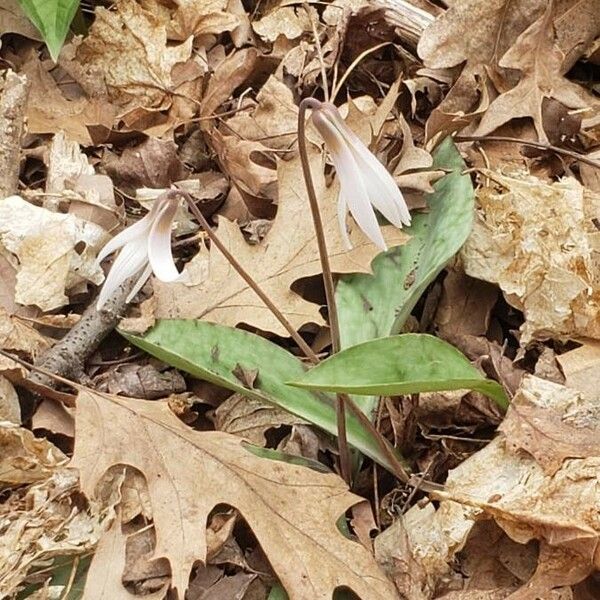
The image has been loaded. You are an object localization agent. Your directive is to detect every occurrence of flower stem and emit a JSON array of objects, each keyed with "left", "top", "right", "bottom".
[
  {"left": 297, "top": 99, "right": 342, "bottom": 354},
  {"left": 298, "top": 99, "right": 351, "bottom": 484},
  {"left": 175, "top": 191, "right": 320, "bottom": 365}
]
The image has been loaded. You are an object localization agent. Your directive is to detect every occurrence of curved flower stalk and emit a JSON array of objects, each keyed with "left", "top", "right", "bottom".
[
  {"left": 96, "top": 191, "right": 183, "bottom": 309},
  {"left": 309, "top": 100, "right": 411, "bottom": 250}
]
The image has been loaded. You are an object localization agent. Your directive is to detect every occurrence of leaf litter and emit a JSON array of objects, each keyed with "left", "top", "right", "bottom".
[{"left": 0, "top": 0, "right": 600, "bottom": 598}]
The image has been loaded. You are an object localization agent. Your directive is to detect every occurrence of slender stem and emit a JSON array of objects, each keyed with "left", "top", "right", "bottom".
[
  {"left": 175, "top": 191, "right": 320, "bottom": 365},
  {"left": 297, "top": 100, "right": 352, "bottom": 485},
  {"left": 297, "top": 99, "right": 342, "bottom": 354},
  {"left": 454, "top": 134, "right": 600, "bottom": 170}
]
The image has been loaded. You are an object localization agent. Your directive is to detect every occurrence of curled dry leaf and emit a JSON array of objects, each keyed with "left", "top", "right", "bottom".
[
  {"left": 252, "top": 6, "right": 312, "bottom": 42},
  {"left": 0, "top": 307, "right": 50, "bottom": 358},
  {"left": 76, "top": 1, "right": 193, "bottom": 112},
  {"left": 0, "top": 469, "right": 104, "bottom": 598},
  {"left": 213, "top": 393, "right": 305, "bottom": 445},
  {"left": 400, "top": 375, "right": 600, "bottom": 596},
  {"left": 0, "top": 422, "right": 67, "bottom": 486},
  {"left": 0, "top": 196, "right": 108, "bottom": 311},
  {"left": 165, "top": 0, "right": 242, "bottom": 40},
  {"left": 461, "top": 171, "right": 600, "bottom": 344},
  {"left": 72, "top": 389, "right": 398, "bottom": 599},
  {"left": 154, "top": 144, "right": 406, "bottom": 335}
]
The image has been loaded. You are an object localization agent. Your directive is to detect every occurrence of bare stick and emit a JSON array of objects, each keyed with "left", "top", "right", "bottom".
[
  {"left": 455, "top": 134, "right": 600, "bottom": 170},
  {"left": 28, "top": 276, "right": 137, "bottom": 390},
  {"left": 0, "top": 70, "right": 28, "bottom": 198},
  {"left": 297, "top": 100, "right": 352, "bottom": 484},
  {"left": 175, "top": 191, "right": 320, "bottom": 365}
]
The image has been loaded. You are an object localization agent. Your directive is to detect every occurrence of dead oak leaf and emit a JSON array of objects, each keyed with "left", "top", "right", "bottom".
[
  {"left": 474, "top": 2, "right": 596, "bottom": 142},
  {"left": 418, "top": 0, "right": 546, "bottom": 137},
  {"left": 76, "top": 2, "right": 193, "bottom": 111},
  {"left": 154, "top": 146, "right": 407, "bottom": 335},
  {"left": 162, "top": 0, "right": 242, "bottom": 41},
  {"left": 72, "top": 389, "right": 398, "bottom": 599}
]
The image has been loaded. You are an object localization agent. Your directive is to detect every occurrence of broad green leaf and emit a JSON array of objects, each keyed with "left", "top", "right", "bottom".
[
  {"left": 16, "top": 0, "right": 79, "bottom": 61},
  {"left": 290, "top": 334, "right": 509, "bottom": 410},
  {"left": 122, "top": 320, "right": 407, "bottom": 474},
  {"left": 336, "top": 138, "right": 474, "bottom": 416}
]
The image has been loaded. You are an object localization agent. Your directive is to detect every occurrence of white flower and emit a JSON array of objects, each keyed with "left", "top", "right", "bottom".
[
  {"left": 96, "top": 192, "right": 182, "bottom": 309},
  {"left": 310, "top": 101, "right": 411, "bottom": 250}
]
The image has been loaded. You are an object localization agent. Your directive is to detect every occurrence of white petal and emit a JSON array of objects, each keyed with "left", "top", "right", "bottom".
[
  {"left": 96, "top": 237, "right": 149, "bottom": 309},
  {"left": 147, "top": 197, "right": 180, "bottom": 282},
  {"left": 315, "top": 115, "right": 387, "bottom": 251},
  {"left": 325, "top": 105, "right": 411, "bottom": 227},
  {"left": 126, "top": 263, "right": 153, "bottom": 303},
  {"left": 337, "top": 193, "right": 351, "bottom": 250},
  {"left": 97, "top": 198, "right": 165, "bottom": 263},
  {"left": 350, "top": 141, "right": 411, "bottom": 227}
]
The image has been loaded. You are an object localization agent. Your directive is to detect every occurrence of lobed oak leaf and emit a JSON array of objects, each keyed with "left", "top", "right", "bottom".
[
  {"left": 72, "top": 388, "right": 398, "bottom": 599},
  {"left": 473, "top": 2, "right": 596, "bottom": 142}
]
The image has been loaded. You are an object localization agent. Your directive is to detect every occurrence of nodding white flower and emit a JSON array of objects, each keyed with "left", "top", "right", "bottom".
[
  {"left": 309, "top": 100, "right": 411, "bottom": 250},
  {"left": 96, "top": 192, "right": 182, "bottom": 309}
]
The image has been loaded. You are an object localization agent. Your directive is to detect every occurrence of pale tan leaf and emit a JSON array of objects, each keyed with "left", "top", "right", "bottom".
[
  {"left": 166, "top": 0, "right": 242, "bottom": 40},
  {"left": 252, "top": 6, "right": 311, "bottom": 42},
  {"left": 72, "top": 389, "right": 398, "bottom": 599},
  {"left": 402, "top": 375, "right": 600, "bottom": 595},
  {"left": 0, "top": 196, "right": 107, "bottom": 311},
  {"left": 461, "top": 172, "right": 600, "bottom": 344},
  {"left": 83, "top": 514, "right": 167, "bottom": 600},
  {"left": 154, "top": 146, "right": 407, "bottom": 335},
  {"left": 0, "top": 0, "right": 41, "bottom": 39},
  {"left": 557, "top": 341, "right": 600, "bottom": 401},
  {"left": 0, "top": 376, "right": 20, "bottom": 424},
  {"left": 0, "top": 308, "right": 50, "bottom": 358}
]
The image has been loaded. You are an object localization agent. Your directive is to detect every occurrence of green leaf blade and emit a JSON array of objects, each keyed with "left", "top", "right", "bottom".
[
  {"left": 290, "top": 334, "right": 509, "bottom": 410},
  {"left": 122, "top": 320, "right": 408, "bottom": 474},
  {"left": 16, "top": 0, "right": 79, "bottom": 61},
  {"left": 336, "top": 138, "right": 475, "bottom": 416}
]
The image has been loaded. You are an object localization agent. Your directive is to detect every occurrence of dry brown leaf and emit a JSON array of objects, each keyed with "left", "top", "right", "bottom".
[
  {"left": 21, "top": 53, "right": 115, "bottom": 146},
  {"left": 154, "top": 144, "right": 406, "bottom": 335},
  {"left": 434, "top": 269, "right": 498, "bottom": 339},
  {"left": 461, "top": 171, "right": 600, "bottom": 344},
  {"left": 473, "top": 3, "right": 596, "bottom": 142},
  {"left": 418, "top": 0, "right": 546, "bottom": 137},
  {"left": 0, "top": 196, "right": 107, "bottom": 311},
  {"left": 499, "top": 376, "right": 600, "bottom": 475},
  {"left": 200, "top": 47, "right": 258, "bottom": 119},
  {"left": 213, "top": 393, "right": 305, "bottom": 445},
  {"left": 0, "top": 423, "right": 67, "bottom": 486},
  {"left": 76, "top": 2, "right": 193, "bottom": 112},
  {"left": 557, "top": 340, "right": 600, "bottom": 401},
  {"left": 32, "top": 399, "right": 75, "bottom": 439},
  {"left": 0, "top": 308, "right": 50, "bottom": 358},
  {"left": 73, "top": 388, "right": 397, "bottom": 599},
  {"left": 0, "top": 0, "right": 40, "bottom": 38},
  {"left": 402, "top": 375, "right": 600, "bottom": 596}
]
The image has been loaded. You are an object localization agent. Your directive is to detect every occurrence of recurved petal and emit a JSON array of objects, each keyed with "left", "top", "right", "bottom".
[
  {"left": 327, "top": 138, "right": 386, "bottom": 251},
  {"left": 96, "top": 237, "right": 149, "bottom": 309},
  {"left": 350, "top": 140, "right": 411, "bottom": 227},
  {"left": 147, "top": 197, "right": 180, "bottom": 282},
  {"left": 126, "top": 263, "right": 153, "bottom": 304},
  {"left": 96, "top": 197, "right": 165, "bottom": 263}
]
